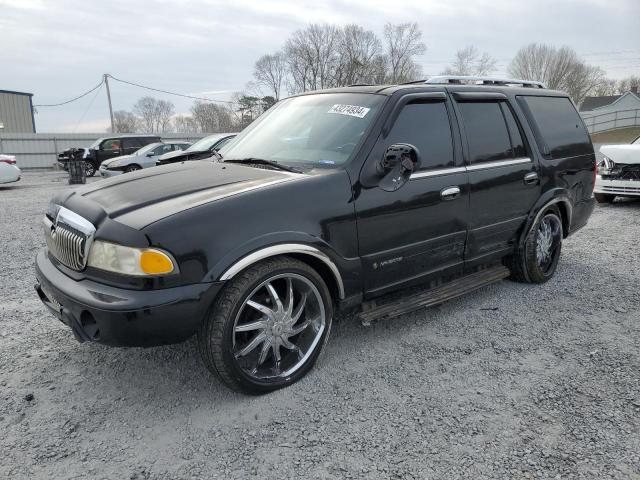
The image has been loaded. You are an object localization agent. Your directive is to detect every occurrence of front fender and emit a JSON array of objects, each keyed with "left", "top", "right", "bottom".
[{"left": 203, "top": 231, "right": 362, "bottom": 300}]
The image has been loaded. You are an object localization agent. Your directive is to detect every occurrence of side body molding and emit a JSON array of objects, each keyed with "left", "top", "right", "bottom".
[{"left": 219, "top": 244, "right": 346, "bottom": 299}]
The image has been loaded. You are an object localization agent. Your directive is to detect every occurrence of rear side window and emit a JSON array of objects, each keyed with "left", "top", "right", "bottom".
[
  {"left": 517, "top": 96, "right": 591, "bottom": 159},
  {"left": 385, "top": 101, "right": 454, "bottom": 171},
  {"left": 458, "top": 102, "right": 514, "bottom": 164}
]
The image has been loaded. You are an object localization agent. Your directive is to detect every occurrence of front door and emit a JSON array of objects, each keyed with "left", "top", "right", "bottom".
[
  {"left": 356, "top": 93, "right": 468, "bottom": 296},
  {"left": 451, "top": 94, "right": 541, "bottom": 266}
]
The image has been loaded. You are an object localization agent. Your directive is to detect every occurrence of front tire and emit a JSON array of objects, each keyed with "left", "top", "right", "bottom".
[
  {"left": 594, "top": 192, "right": 615, "bottom": 204},
  {"left": 125, "top": 164, "right": 141, "bottom": 173},
  {"left": 198, "top": 256, "right": 333, "bottom": 394},
  {"left": 509, "top": 211, "right": 563, "bottom": 284}
]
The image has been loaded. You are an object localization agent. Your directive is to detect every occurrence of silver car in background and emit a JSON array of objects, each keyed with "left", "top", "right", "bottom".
[{"left": 99, "top": 141, "right": 191, "bottom": 177}]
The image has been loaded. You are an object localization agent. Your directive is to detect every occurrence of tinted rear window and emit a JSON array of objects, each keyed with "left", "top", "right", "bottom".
[{"left": 517, "top": 96, "right": 591, "bottom": 159}]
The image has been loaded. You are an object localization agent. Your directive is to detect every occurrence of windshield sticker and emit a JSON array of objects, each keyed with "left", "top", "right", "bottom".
[{"left": 328, "top": 104, "right": 370, "bottom": 118}]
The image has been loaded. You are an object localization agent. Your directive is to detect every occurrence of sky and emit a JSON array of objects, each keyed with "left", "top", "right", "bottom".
[{"left": 2, "top": 0, "right": 639, "bottom": 133}]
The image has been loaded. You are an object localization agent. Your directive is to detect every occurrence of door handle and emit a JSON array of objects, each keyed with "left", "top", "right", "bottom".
[
  {"left": 441, "top": 186, "right": 461, "bottom": 200},
  {"left": 524, "top": 172, "right": 539, "bottom": 185}
]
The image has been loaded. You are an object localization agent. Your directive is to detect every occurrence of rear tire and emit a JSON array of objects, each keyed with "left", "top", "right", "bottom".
[
  {"left": 198, "top": 256, "right": 333, "bottom": 394},
  {"left": 594, "top": 193, "right": 615, "bottom": 204},
  {"left": 509, "top": 211, "right": 563, "bottom": 284}
]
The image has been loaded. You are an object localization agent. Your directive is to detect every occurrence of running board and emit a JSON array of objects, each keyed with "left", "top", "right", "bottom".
[{"left": 359, "top": 264, "right": 510, "bottom": 325}]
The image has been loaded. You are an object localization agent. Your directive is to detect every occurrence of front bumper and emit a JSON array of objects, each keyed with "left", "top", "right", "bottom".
[
  {"left": 35, "top": 249, "right": 223, "bottom": 347},
  {"left": 98, "top": 165, "right": 123, "bottom": 178},
  {"left": 594, "top": 176, "right": 640, "bottom": 197}
]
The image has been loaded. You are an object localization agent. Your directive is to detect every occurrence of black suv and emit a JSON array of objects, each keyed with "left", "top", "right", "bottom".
[
  {"left": 36, "top": 77, "right": 595, "bottom": 394},
  {"left": 58, "top": 135, "right": 160, "bottom": 176}
]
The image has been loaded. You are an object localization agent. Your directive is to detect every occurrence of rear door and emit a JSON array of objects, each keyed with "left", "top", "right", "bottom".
[
  {"left": 356, "top": 92, "right": 468, "bottom": 296},
  {"left": 451, "top": 92, "right": 540, "bottom": 266}
]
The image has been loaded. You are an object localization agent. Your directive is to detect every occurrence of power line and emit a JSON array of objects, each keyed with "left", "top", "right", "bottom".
[
  {"left": 106, "top": 74, "right": 237, "bottom": 105},
  {"left": 73, "top": 82, "right": 104, "bottom": 133},
  {"left": 33, "top": 79, "right": 104, "bottom": 107}
]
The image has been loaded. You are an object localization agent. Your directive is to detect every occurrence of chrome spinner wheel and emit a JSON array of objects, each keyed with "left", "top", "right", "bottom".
[
  {"left": 536, "top": 214, "right": 562, "bottom": 275},
  {"left": 232, "top": 273, "right": 326, "bottom": 380}
]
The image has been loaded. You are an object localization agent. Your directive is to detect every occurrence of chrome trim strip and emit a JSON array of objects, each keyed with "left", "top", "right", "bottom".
[
  {"left": 57, "top": 206, "right": 96, "bottom": 236},
  {"left": 219, "top": 244, "right": 345, "bottom": 299},
  {"left": 410, "top": 167, "right": 466, "bottom": 180},
  {"left": 465, "top": 157, "right": 531, "bottom": 171},
  {"left": 410, "top": 158, "right": 531, "bottom": 180}
]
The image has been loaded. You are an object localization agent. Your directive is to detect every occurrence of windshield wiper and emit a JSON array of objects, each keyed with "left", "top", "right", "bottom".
[{"left": 224, "top": 157, "right": 303, "bottom": 174}]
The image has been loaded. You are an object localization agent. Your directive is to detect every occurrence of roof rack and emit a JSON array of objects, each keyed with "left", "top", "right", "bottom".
[{"left": 409, "top": 76, "right": 546, "bottom": 89}]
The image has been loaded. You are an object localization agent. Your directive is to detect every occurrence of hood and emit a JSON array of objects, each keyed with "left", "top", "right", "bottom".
[
  {"left": 67, "top": 161, "right": 302, "bottom": 229},
  {"left": 600, "top": 144, "right": 640, "bottom": 165},
  {"left": 101, "top": 154, "right": 135, "bottom": 167}
]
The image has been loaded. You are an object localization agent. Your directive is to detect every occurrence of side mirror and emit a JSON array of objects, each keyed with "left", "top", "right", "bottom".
[
  {"left": 146, "top": 151, "right": 155, "bottom": 157},
  {"left": 377, "top": 143, "right": 419, "bottom": 192}
]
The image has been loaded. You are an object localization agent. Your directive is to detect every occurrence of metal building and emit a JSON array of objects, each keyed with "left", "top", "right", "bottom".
[{"left": 0, "top": 89, "right": 36, "bottom": 133}]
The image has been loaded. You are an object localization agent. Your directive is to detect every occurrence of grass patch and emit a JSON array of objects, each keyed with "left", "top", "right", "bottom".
[{"left": 591, "top": 127, "right": 640, "bottom": 144}]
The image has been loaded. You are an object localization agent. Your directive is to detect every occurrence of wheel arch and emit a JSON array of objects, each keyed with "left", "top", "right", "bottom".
[
  {"left": 521, "top": 192, "right": 573, "bottom": 247},
  {"left": 218, "top": 243, "right": 345, "bottom": 300}
]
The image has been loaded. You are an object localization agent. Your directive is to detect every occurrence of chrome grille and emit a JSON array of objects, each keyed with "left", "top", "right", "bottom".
[{"left": 44, "top": 206, "right": 96, "bottom": 271}]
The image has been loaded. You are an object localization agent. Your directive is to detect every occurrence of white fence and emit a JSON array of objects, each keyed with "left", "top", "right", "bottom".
[
  {"left": 0, "top": 132, "right": 207, "bottom": 169},
  {"left": 581, "top": 108, "right": 640, "bottom": 134}
]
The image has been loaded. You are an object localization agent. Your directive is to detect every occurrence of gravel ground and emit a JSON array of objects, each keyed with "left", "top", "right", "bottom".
[{"left": 1, "top": 171, "right": 639, "bottom": 480}]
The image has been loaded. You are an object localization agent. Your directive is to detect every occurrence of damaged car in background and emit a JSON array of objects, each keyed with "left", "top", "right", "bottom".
[{"left": 595, "top": 135, "right": 640, "bottom": 203}]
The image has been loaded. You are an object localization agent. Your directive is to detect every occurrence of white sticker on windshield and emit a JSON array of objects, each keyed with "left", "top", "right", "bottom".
[{"left": 328, "top": 104, "right": 370, "bottom": 118}]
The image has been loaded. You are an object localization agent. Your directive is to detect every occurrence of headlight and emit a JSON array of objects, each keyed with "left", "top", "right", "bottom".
[
  {"left": 597, "top": 155, "right": 615, "bottom": 175},
  {"left": 87, "top": 240, "right": 176, "bottom": 276}
]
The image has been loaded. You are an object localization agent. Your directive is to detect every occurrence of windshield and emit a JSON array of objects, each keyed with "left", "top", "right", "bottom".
[
  {"left": 88, "top": 138, "right": 105, "bottom": 149},
  {"left": 222, "top": 93, "right": 385, "bottom": 167},
  {"left": 187, "top": 135, "right": 226, "bottom": 152},
  {"left": 135, "top": 143, "right": 161, "bottom": 155}
]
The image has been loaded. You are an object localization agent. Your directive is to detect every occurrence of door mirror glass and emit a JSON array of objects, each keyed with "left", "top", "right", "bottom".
[{"left": 378, "top": 143, "right": 419, "bottom": 192}]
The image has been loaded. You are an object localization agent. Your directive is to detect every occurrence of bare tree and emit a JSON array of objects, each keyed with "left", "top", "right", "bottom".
[
  {"left": 253, "top": 52, "right": 287, "bottom": 101},
  {"left": 382, "top": 22, "right": 426, "bottom": 84},
  {"left": 191, "top": 101, "right": 236, "bottom": 133},
  {"left": 592, "top": 78, "right": 618, "bottom": 97},
  {"left": 508, "top": 44, "right": 605, "bottom": 105},
  {"left": 112, "top": 110, "right": 139, "bottom": 133},
  {"left": 173, "top": 115, "right": 199, "bottom": 133},
  {"left": 133, "top": 97, "right": 175, "bottom": 133},
  {"left": 617, "top": 75, "right": 640, "bottom": 93},
  {"left": 285, "top": 24, "right": 341, "bottom": 93},
  {"left": 333, "top": 24, "right": 382, "bottom": 86},
  {"left": 443, "top": 46, "right": 497, "bottom": 76}
]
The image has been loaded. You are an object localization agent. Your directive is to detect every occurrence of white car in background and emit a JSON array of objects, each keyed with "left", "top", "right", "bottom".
[
  {"left": 0, "top": 154, "right": 21, "bottom": 184},
  {"left": 99, "top": 141, "right": 191, "bottom": 178},
  {"left": 595, "top": 136, "right": 640, "bottom": 203}
]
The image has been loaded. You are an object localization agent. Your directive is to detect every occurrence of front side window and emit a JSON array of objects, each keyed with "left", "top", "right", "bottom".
[
  {"left": 458, "top": 102, "right": 513, "bottom": 164},
  {"left": 153, "top": 144, "right": 172, "bottom": 155},
  {"left": 101, "top": 139, "right": 121, "bottom": 151},
  {"left": 213, "top": 136, "right": 234, "bottom": 151},
  {"left": 384, "top": 101, "right": 454, "bottom": 171},
  {"left": 222, "top": 93, "right": 386, "bottom": 167}
]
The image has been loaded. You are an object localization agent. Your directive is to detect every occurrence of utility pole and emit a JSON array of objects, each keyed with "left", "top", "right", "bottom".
[{"left": 104, "top": 73, "right": 115, "bottom": 133}]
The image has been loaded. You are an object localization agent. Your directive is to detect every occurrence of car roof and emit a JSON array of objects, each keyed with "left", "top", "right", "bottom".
[
  {"left": 96, "top": 134, "right": 160, "bottom": 142},
  {"left": 292, "top": 83, "right": 567, "bottom": 99}
]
